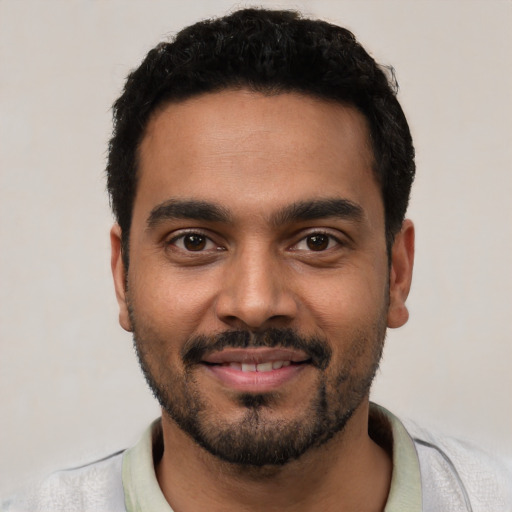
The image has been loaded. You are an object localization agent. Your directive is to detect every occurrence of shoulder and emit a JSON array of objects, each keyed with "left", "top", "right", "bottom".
[
  {"left": 1, "top": 451, "right": 126, "bottom": 512},
  {"left": 404, "top": 420, "right": 512, "bottom": 512}
]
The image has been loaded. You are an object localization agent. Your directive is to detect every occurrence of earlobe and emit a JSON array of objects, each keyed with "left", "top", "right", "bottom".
[
  {"left": 387, "top": 219, "right": 415, "bottom": 329},
  {"left": 110, "top": 224, "right": 133, "bottom": 332}
]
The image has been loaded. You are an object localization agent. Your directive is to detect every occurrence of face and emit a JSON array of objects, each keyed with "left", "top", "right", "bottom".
[{"left": 111, "top": 90, "right": 414, "bottom": 466}]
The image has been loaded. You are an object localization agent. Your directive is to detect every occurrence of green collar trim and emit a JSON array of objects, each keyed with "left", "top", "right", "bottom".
[
  {"left": 372, "top": 404, "right": 422, "bottom": 512},
  {"left": 122, "top": 419, "right": 173, "bottom": 512}
]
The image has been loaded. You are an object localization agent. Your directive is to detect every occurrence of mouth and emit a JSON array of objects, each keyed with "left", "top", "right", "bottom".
[
  {"left": 211, "top": 360, "right": 295, "bottom": 372},
  {"left": 200, "top": 348, "right": 312, "bottom": 392}
]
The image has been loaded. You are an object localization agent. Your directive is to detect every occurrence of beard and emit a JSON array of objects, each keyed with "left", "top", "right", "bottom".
[{"left": 130, "top": 307, "right": 387, "bottom": 468}]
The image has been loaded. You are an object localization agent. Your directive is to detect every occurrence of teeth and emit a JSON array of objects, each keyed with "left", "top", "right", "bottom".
[
  {"left": 256, "top": 362, "right": 273, "bottom": 372},
  {"left": 227, "top": 361, "right": 291, "bottom": 372}
]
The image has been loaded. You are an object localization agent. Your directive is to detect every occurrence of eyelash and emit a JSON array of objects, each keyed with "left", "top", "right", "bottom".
[
  {"left": 166, "top": 229, "right": 344, "bottom": 253},
  {"left": 166, "top": 230, "right": 222, "bottom": 252},
  {"left": 290, "top": 231, "right": 344, "bottom": 252}
]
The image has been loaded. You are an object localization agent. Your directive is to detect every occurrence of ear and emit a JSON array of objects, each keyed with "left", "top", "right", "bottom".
[
  {"left": 387, "top": 219, "right": 415, "bottom": 329},
  {"left": 110, "top": 224, "right": 133, "bottom": 332}
]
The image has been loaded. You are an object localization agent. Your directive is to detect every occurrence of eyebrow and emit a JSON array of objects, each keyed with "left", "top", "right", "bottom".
[
  {"left": 146, "top": 197, "right": 363, "bottom": 229},
  {"left": 271, "top": 198, "right": 364, "bottom": 226},
  {"left": 146, "top": 199, "right": 231, "bottom": 228}
]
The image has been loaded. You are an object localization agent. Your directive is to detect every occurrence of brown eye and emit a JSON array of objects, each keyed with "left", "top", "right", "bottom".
[
  {"left": 306, "top": 234, "right": 329, "bottom": 251},
  {"left": 183, "top": 234, "right": 207, "bottom": 251}
]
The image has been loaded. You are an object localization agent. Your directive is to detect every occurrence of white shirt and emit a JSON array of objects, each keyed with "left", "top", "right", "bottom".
[{"left": 3, "top": 404, "right": 511, "bottom": 511}]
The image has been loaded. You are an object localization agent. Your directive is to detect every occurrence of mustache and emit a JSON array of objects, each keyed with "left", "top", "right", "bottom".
[{"left": 181, "top": 328, "right": 332, "bottom": 370}]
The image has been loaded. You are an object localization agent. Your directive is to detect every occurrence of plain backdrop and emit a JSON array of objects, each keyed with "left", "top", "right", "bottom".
[{"left": 1, "top": 0, "right": 511, "bottom": 497}]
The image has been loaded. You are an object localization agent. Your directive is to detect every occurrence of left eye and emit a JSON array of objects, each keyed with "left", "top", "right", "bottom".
[
  {"left": 293, "top": 233, "right": 338, "bottom": 251},
  {"left": 171, "top": 233, "right": 217, "bottom": 252}
]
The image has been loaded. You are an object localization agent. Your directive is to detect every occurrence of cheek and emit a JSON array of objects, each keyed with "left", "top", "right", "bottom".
[
  {"left": 297, "top": 265, "right": 389, "bottom": 332},
  {"left": 128, "top": 263, "right": 221, "bottom": 337}
]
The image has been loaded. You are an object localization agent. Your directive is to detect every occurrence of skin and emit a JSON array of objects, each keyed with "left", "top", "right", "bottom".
[{"left": 111, "top": 89, "right": 414, "bottom": 512}]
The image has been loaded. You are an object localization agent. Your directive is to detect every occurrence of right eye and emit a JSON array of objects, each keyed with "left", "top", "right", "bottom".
[{"left": 169, "top": 232, "right": 217, "bottom": 252}]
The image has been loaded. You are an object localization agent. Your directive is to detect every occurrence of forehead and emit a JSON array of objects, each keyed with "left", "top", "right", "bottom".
[{"left": 135, "top": 89, "right": 380, "bottom": 224}]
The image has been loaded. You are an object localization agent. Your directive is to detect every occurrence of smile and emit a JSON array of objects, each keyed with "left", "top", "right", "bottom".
[
  {"left": 222, "top": 361, "right": 292, "bottom": 372},
  {"left": 200, "top": 348, "right": 311, "bottom": 392}
]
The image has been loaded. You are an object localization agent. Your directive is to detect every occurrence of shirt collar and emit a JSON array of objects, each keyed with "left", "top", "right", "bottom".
[{"left": 122, "top": 404, "right": 422, "bottom": 512}]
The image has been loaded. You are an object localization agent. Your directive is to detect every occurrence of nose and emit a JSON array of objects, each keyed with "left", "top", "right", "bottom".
[{"left": 214, "top": 247, "right": 298, "bottom": 330}]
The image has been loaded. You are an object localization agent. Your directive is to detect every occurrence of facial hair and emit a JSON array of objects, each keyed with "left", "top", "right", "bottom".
[{"left": 130, "top": 311, "right": 387, "bottom": 467}]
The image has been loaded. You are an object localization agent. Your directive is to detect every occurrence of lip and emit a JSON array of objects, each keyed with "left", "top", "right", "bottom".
[
  {"left": 200, "top": 347, "right": 311, "bottom": 392},
  {"left": 202, "top": 361, "right": 309, "bottom": 392},
  {"left": 202, "top": 347, "right": 310, "bottom": 365}
]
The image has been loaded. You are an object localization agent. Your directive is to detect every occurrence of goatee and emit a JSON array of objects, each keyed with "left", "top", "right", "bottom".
[{"left": 131, "top": 323, "right": 385, "bottom": 467}]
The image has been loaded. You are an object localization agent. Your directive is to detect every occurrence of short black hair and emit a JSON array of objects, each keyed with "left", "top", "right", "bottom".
[{"left": 107, "top": 8, "right": 415, "bottom": 263}]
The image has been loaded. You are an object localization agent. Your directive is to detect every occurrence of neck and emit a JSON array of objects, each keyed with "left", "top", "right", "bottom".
[{"left": 156, "top": 402, "right": 392, "bottom": 512}]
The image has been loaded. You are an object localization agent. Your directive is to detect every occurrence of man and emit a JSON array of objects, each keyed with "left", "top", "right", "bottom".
[{"left": 4, "top": 7, "right": 511, "bottom": 512}]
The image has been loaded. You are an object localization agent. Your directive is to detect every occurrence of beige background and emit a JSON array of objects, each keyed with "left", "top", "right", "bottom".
[{"left": 1, "top": 0, "right": 511, "bottom": 497}]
